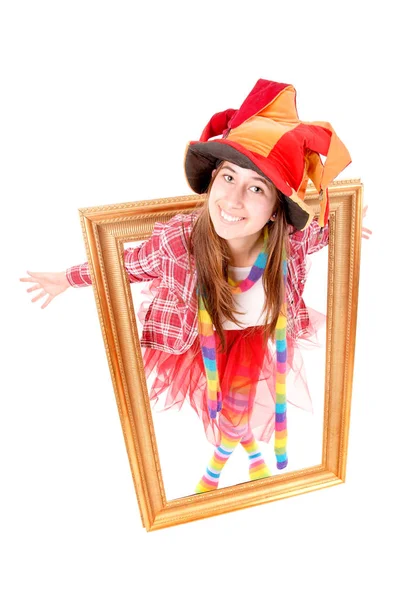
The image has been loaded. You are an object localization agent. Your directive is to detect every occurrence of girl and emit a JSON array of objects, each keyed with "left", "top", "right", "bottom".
[{"left": 20, "top": 79, "right": 366, "bottom": 494}]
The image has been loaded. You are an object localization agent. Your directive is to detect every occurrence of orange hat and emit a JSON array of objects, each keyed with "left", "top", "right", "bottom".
[{"left": 184, "top": 79, "right": 351, "bottom": 230}]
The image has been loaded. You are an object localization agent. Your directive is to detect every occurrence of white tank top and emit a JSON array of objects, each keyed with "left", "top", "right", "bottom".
[{"left": 221, "top": 265, "right": 268, "bottom": 330}]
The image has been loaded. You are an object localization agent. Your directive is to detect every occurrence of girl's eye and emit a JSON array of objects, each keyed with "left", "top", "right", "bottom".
[{"left": 221, "top": 174, "right": 263, "bottom": 194}]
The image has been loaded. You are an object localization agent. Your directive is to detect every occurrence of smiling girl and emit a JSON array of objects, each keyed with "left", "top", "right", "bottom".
[{"left": 20, "top": 79, "right": 358, "bottom": 493}]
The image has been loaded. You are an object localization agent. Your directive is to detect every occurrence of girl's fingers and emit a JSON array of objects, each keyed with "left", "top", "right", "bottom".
[
  {"left": 362, "top": 227, "right": 372, "bottom": 235},
  {"left": 27, "top": 284, "right": 41, "bottom": 293},
  {"left": 31, "top": 290, "right": 47, "bottom": 303},
  {"left": 25, "top": 271, "right": 43, "bottom": 282},
  {"left": 20, "top": 271, "right": 40, "bottom": 283},
  {"left": 41, "top": 296, "right": 52, "bottom": 309}
]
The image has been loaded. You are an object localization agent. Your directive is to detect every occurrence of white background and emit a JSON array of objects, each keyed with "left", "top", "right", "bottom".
[{"left": 2, "top": 1, "right": 399, "bottom": 598}]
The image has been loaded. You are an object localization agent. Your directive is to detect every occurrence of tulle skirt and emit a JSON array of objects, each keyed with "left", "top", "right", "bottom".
[{"left": 140, "top": 307, "right": 325, "bottom": 448}]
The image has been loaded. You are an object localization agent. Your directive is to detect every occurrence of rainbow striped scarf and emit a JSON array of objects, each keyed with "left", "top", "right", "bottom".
[{"left": 196, "top": 228, "right": 288, "bottom": 470}]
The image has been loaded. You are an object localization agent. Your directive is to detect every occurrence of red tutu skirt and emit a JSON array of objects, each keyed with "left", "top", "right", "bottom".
[{"left": 138, "top": 289, "right": 325, "bottom": 447}]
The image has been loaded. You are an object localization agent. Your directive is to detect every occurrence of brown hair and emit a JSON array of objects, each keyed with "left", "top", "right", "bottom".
[{"left": 187, "top": 162, "right": 289, "bottom": 352}]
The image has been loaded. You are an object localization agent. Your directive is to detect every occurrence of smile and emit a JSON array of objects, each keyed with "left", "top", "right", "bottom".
[{"left": 219, "top": 207, "right": 246, "bottom": 223}]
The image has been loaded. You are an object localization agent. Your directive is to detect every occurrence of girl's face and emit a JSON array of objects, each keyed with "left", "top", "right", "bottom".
[{"left": 208, "top": 161, "right": 277, "bottom": 241}]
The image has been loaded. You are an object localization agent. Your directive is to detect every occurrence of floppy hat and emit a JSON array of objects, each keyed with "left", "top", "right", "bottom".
[{"left": 184, "top": 79, "right": 351, "bottom": 230}]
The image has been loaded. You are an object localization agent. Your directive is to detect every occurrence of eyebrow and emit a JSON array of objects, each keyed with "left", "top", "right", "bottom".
[{"left": 220, "top": 165, "right": 271, "bottom": 187}]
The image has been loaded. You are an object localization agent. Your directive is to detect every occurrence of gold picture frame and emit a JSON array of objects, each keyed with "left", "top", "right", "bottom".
[{"left": 78, "top": 179, "right": 363, "bottom": 531}]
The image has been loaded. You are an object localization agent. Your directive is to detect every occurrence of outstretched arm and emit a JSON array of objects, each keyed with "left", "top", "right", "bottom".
[
  {"left": 66, "top": 218, "right": 167, "bottom": 288},
  {"left": 20, "top": 219, "right": 168, "bottom": 308},
  {"left": 65, "top": 238, "right": 163, "bottom": 288},
  {"left": 306, "top": 220, "right": 330, "bottom": 255},
  {"left": 289, "top": 218, "right": 329, "bottom": 256},
  {"left": 305, "top": 204, "right": 371, "bottom": 255}
]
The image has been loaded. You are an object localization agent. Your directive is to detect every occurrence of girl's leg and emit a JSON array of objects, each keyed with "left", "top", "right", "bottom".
[
  {"left": 195, "top": 352, "right": 252, "bottom": 493},
  {"left": 194, "top": 430, "right": 242, "bottom": 493},
  {"left": 240, "top": 428, "right": 271, "bottom": 480}
]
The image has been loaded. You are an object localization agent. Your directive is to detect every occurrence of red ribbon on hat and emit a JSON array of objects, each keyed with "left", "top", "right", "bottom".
[{"left": 200, "top": 109, "right": 237, "bottom": 142}]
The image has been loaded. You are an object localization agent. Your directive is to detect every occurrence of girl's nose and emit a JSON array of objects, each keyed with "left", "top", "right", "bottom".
[{"left": 226, "top": 188, "right": 244, "bottom": 209}]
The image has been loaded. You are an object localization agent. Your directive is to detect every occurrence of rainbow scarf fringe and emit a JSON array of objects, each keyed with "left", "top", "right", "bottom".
[{"left": 196, "top": 229, "right": 288, "bottom": 470}]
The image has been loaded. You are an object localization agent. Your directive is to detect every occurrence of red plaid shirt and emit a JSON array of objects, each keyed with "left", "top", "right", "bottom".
[{"left": 66, "top": 212, "right": 329, "bottom": 354}]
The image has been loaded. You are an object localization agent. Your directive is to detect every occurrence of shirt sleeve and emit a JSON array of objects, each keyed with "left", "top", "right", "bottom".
[
  {"left": 65, "top": 221, "right": 165, "bottom": 288},
  {"left": 305, "top": 219, "right": 329, "bottom": 255},
  {"left": 65, "top": 263, "right": 92, "bottom": 287},
  {"left": 289, "top": 218, "right": 329, "bottom": 258}
]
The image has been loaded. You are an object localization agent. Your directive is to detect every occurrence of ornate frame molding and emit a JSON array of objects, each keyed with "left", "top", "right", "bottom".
[{"left": 77, "top": 179, "right": 363, "bottom": 530}]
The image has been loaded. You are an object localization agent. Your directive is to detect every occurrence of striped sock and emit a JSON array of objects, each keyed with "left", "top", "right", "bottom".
[
  {"left": 241, "top": 432, "right": 271, "bottom": 480},
  {"left": 195, "top": 433, "right": 239, "bottom": 493}
]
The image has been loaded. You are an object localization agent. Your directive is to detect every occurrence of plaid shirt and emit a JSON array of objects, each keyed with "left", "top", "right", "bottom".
[{"left": 66, "top": 212, "right": 329, "bottom": 354}]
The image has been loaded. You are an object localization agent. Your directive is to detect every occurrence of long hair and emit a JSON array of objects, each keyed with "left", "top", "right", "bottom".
[{"left": 187, "top": 162, "right": 289, "bottom": 352}]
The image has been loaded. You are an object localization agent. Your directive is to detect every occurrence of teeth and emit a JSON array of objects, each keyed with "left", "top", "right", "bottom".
[{"left": 220, "top": 209, "right": 244, "bottom": 223}]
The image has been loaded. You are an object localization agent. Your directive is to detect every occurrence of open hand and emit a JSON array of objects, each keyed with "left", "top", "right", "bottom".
[{"left": 19, "top": 270, "right": 70, "bottom": 309}]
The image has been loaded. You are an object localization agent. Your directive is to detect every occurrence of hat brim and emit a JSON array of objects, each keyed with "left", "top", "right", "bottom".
[{"left": 185, "top": 140, "right": 313, "bottom": 231}]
